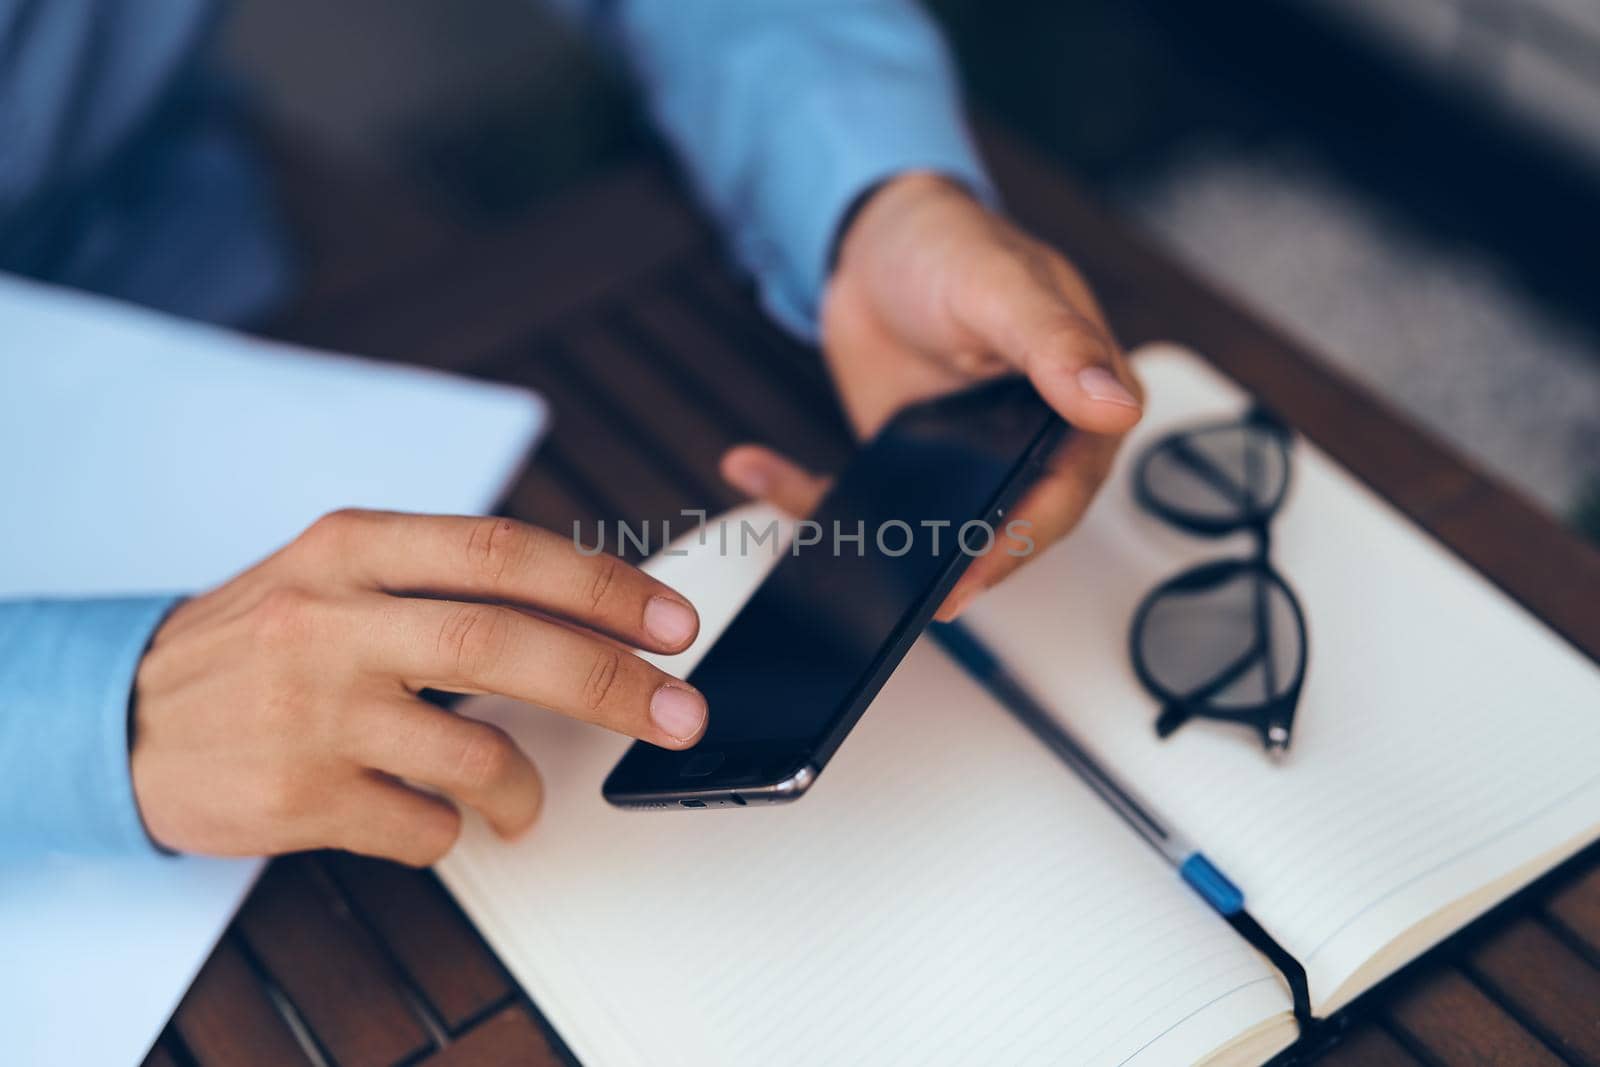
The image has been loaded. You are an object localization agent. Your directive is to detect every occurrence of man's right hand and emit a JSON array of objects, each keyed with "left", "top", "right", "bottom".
[{"left": 130, "top": 509, "right": 704, "bottom": 866}]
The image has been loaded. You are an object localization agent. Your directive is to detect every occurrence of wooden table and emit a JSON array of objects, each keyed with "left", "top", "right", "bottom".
[{"left": 139, "top": 125, "right": 1600, "bottom": 1067}]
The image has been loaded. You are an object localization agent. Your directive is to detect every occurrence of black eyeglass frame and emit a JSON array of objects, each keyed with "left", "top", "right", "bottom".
[{"left": 1127, "top": 406, "right": 1309, "bottom": 754}]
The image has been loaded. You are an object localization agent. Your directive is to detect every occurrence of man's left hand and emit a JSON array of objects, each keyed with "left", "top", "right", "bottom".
[{"left": 723, "top": 172, "right": 1143, "bottom": 620}]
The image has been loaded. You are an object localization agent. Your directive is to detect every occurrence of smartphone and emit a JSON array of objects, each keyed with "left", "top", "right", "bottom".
[{"left": 602, "top": 375, "right": 1068, "bottom": 810}]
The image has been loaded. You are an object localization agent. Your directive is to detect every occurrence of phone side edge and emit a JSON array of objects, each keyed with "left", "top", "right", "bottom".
[{"left": 602, "top": 762, "right": 819, "bottom": 810}]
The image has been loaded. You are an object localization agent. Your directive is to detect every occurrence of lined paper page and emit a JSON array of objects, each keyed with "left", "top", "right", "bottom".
[
  {"left": 967, "top": 346, "right": 1600, "bottom": 1011},
  {"left": 441, "top": 505, "right": 1295, "bottom": 1067}
]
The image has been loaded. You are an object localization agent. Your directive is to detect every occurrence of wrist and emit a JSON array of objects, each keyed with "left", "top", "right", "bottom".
[
  {"left": 128, "top": 594, "right": 203, "bottom": 854},
  {"left": 830, "top": 171, "right": 975, "bottom": 279}
]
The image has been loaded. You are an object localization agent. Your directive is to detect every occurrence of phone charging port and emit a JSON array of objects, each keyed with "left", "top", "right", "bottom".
[
  {"left": 680, "top": 799, "right": 707, "bottom": 808},
  {"left": 728, "top": 793, "right": 747, "bottom": 806}
]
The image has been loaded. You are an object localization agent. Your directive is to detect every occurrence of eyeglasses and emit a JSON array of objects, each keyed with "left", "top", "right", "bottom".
[{"left": 1127, "top": 406, "right": 1309, "bottom": 755}]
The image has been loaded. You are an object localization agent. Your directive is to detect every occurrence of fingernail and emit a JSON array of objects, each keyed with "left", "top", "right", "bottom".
[
  {"left": 644, "top": 596, "right": 698, "bottom": 648},
  {"left": 939, "top": 581, "right": 979, "bottom": 621},
  {"left": 724, "top": 459, "right": 771, "bottom": 497},
  {"left": 650, "top": 683, "right": 707, "bottom": 742},
  {"left": 1076, "top": 366, "right": 1139, "bottom": 408}
]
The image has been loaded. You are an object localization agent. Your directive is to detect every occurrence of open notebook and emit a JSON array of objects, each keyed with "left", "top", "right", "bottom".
[{"left": 440, "top": 345, "right": 1600, "bottom": 1066}]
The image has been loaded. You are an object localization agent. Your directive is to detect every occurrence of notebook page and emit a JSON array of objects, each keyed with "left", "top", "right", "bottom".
[
  {"left": 966, "top": 345, "right": 1600, "bottom": 1013},
  {"left": 441, "top": 505, "right": 1295, "bottom": 1067}
]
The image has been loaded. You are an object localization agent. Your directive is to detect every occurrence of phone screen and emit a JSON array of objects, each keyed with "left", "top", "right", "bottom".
[{"left": 605, "top": 376, "right": 1064, "bottom": 802}]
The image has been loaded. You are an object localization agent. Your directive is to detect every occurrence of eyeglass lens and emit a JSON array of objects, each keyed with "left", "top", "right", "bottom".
[
  {"left": 1137, "top": 562, "right": 1304, "bottom": 711},
  {"left": 1141, "top": 423, "right": 1289, "bottom": 527}
]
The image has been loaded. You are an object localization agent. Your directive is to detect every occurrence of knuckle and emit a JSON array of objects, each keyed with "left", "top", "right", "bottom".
[
  {"left": 304, "top": 508, "right": 367, "bottom": 550},
  {"left": 250, "top": 587, "right": 318, "bottom": 649},
  {"left": 582, "top": 649, "right": 623, "bottom": 712},
  {"left": 465, "top": 517, "right": 531, "bottom": 583},
  {"left": 436, "top": 604, "right": 509, "bottom": 677},
  {"left": 586, "top": 554, "right": 619, "bottom": 611}
]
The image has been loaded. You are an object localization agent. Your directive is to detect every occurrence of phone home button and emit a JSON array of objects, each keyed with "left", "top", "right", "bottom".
[{"left": 680, "top": 751, "right": 725, "bottom": 778}]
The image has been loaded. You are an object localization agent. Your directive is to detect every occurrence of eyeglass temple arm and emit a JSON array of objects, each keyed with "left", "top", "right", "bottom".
[{"left": 1153, "top": 625, "right": 1288, "bottom": 745}]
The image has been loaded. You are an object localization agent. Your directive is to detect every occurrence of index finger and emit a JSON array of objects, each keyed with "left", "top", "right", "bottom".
[
  {"left": 300, "top": 510, "right": 700, "bottom": 654},
  {"left": 371, "top": 596, "right": 708, "bottom": 749}
]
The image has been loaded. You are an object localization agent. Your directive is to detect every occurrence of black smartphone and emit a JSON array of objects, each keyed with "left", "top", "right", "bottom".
[{"left": 602, "top": 375, "right": 1067, "bottom": 810}]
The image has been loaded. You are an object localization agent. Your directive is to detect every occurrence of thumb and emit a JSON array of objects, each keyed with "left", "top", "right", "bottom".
[
  {"left": 720, "top": 445, "right": 832, "bottom": 518},
  {"left": 956, "top": 265, "right": 1142, "bottom": 435}
]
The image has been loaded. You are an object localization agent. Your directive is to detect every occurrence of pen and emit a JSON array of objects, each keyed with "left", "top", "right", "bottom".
[
  {"left": 930, "top": 620, "right": 1313, "bottom": 1023},
  {"left": 931, "top": 621, "right": 1237, "bottom": 909}
]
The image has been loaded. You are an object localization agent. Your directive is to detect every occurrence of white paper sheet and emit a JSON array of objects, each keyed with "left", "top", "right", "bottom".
[{"left": 0, "top": 273, "right": 546, "bottom": 1066}]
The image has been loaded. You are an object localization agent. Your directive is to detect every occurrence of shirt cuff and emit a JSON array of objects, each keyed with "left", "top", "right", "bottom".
[
  {"left": 0, "top": 596, "right": 180, "bottom": 856},
  {"left": 736, "top": 49, "right": 999, "bottom": 339}
]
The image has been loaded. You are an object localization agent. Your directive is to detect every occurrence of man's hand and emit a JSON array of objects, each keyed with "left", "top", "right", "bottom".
[
  {"left": 130, "top": 510, "right": 703, "bottom": 866},
  {"left": 725, "top": 172, "right": 1142, "bottom": 619}
]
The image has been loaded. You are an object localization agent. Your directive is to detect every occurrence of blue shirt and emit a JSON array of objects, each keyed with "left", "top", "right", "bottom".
[{"left": 0, "top": 0, "right": 994, "bottom": 855}]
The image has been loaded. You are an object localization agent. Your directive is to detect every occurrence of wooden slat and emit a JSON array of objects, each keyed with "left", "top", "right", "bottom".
[
  {"left": 536, "top": 446, "right": 650, "bottom": 560},
  {"left": 661, "top": 266, "right": 850, "bottom": 433},
  {"left": 171, "top": 936, "right": 311, "bottom": 1067},
  {"left": 622, "top": 288, "right": 854, "bottom": 475},
  {"left": 678, "top": 265, "right": 836, "bottom": 392},
  {"left": 1315, "top": 1021, "right": 1424, "bottom": 1067},
  {"left": 1384, "top": 968, "right": 1564, "bottom": 1066},
  {"left": 511, "top": 353, "right": 696, "bottom": 531},
  {"left": 545, "top": 333, "right": 733, "bottom": 508},
  {"left": 1466, "top": 917, "right": 1600, "bottom": 1065},
  {"left": 1546, "top": 860, "right": 1600, "bottom": 961},
  {"left": 416, "top": 1006, "right": 562, "bottom": 1067},
  {"left": 560, "top": 323, "right": 743, "bottom": 508},
  {"left": 504, "top": 462, "right": 609, "bottom": 538},
  {"left": 323, "top": 855, "right": 514, "bottom": 1033},
  {"left": 275, "top": 167, "right": 710, "bottom": 369},
  {"left": 140, "top": 1039, "right": 185, "bottom": 1067},
  {"left": 235, "top": 857, "right": 433, "bottom": 1067},
  {"left": 1428, "top": 485, "right": 1600, "bottom": 652}
]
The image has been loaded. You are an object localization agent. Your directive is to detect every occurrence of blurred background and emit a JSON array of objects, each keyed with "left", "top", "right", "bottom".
[{"left": 220, "top": 0, "right": 1600, "bottom": 542}]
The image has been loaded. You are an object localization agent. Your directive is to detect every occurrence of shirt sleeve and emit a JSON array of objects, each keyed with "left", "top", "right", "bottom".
[
  {"left": 0, "top": 596, "right": 179, "bottom": 857},
  {"left": 0, "top": 0, "right": 289, "bottom": 325},
  {"left": 548, "top": 0, "right": 998, "bottom": 338},
  {"left": 0, "top": 0, "right": 216, "bottom": 214}
]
